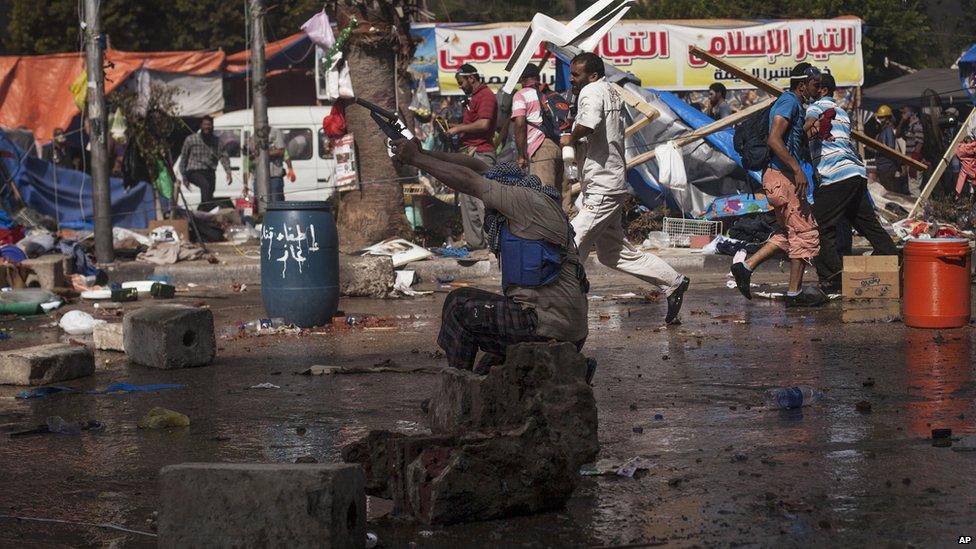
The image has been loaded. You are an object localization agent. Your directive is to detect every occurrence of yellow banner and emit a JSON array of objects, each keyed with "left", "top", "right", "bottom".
[{"left": 432, "top": 19, "right": 863, "bottom": 94}]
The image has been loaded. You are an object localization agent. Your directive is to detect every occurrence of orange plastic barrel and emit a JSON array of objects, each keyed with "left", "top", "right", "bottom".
[{"left": 903, "top": 238, "right": 972, "bottom": 329}]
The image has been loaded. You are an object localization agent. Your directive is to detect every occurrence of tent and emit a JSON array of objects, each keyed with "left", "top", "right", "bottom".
[
  {"left": 549, "top": 45, "right": 763, "bottom": 218},
  {"left": 0, "top": 33, "right": 312, "bottom": 145},
  {"left": 861, "top": 69, "right": 973, "bottom": 110},
  {"left": 0, "top": 128, "right": 156, "bottom": 229}
]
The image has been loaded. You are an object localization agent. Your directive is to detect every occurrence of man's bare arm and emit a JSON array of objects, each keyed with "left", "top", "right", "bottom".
[
  {"left": 393, "top": 140, "right": 487, "bottom": 198},
  {"left": 514, "top": 116, "right": 529, "bottom": 162},
  {"left": 768, "top": 116, "right": 801, "bottom": 174},
  {"left": 450, "top": 118, "right": 491, "bottom": 135},
  {"left": 422, "top": 148, "right": 490, "bottom": 173},
  {"left": 803, "top": 116, "right": 818, "bottom": 140}
]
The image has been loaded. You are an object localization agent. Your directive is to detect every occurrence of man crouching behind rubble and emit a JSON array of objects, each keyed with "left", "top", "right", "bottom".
[{"left": 391, "top": 139, "right": 592, "bottom": 378}]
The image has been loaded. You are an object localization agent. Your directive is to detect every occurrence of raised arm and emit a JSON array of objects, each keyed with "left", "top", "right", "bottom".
[
  {"left": 768, "top": 114, "right": 808, "bottom": 197},
  {"left": 392, "top": 139, "right": 487, "bottom": 198},
  {"left": 422, "top": 147, "right": 491, "bottom": 173}
]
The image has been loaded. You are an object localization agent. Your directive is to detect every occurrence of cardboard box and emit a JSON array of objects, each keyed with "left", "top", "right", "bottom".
[
  {"left": 842, "top": 255, "right": 899, "bottom": 299},
  {"left": 149, "top": 219, "right": 190, "bottom": 242}
]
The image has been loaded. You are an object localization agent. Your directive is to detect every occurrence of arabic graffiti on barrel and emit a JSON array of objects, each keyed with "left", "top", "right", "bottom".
[{"left": 262, "top": 222, "right": 321, "bottom": 278}]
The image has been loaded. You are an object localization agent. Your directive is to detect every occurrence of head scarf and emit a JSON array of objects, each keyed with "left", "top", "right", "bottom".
[{"left": 481, "top": 163, "right": 562, "bottom": 253}]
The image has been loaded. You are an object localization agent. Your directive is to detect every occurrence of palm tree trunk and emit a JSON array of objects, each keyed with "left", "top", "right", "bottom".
[{"left": 333, "top": 3, "right": 413, "bottom": 250}]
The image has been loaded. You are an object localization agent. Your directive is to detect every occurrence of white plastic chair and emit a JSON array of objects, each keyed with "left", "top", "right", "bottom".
[{"left": 501, "top": 0, "right": 634, "bottom": 94}]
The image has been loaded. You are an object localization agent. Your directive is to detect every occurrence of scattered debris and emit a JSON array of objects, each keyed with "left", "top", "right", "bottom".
[
  {"left": 137, "top": 407, "right": 190, "bottom": 429},
  {"left": 301, "top": 363, "right": 442, "bottom": 375},
  {"left": 59, "top": 310, "right": 106, "bottom": 335},
  {"left": 248, "top": 383, "right": 281, "bottom": 390},
  {"left": 855, "top": 400, "right": 872, "bottom": 413},
  {"left": 8, "top": 417, "right": 104, "bottom": 438},
  {"left": 16, "top": 382, "right": 184, "bottom": 400},
  {"left": 580, "top": 456, "right": 656, "bottom": 478},
  {"left": 360, "top": 238, "right": 433, "bottom": 267}
]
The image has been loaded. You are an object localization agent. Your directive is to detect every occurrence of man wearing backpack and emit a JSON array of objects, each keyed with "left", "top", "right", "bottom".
[
  {"left": 804, "top": 74, "right": 899, "bottom": 292},
  {"left": 512, "top": 64, "right": 570, "bottom": 212},
  {"left": 730, "top": 63, "right": 827, "bottom": 307},
  {"left": 561, "top": 52, "right": 690, "bottom": 324}
]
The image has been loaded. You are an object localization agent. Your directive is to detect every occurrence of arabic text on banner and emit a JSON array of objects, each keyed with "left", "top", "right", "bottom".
[{"left": 431, "top": 19, "right": 863, "bottom": 94}]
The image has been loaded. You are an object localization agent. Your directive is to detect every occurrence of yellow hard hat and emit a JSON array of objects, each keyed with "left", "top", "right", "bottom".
[{"left": 876, "top": 105, "right": 893, "bottom": 118}]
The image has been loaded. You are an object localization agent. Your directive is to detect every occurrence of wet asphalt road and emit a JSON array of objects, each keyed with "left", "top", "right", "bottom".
[{"left": 0, "top": 268, "right": 974, "bottom": 548}]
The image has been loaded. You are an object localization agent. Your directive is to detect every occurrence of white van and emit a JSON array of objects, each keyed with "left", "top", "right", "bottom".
[{"left": 176, "top": 106, "right": 349, "bottom": 208}]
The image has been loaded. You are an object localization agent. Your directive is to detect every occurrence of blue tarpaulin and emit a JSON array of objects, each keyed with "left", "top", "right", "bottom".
[
  {"left": 655, "top": 91, "right": 763, "bottom": 186},
  {"left": 0, "top": 128, "right": 157, "bottom": 229},
  {"left": 960, "top": 44, "right": 976, "bottom": 106}
]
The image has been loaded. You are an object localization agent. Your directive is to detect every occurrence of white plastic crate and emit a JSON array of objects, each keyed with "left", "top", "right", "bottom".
[{"left": 662, "top": 217, "right": 721, "bottom": 247}]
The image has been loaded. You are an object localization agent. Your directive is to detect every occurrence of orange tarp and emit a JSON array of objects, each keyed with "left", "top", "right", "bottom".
[
  {"left": 0, "top": 33, "right": 304, "bottom": 144},
  {"left": 224, "top": 32, "right": 307, "bottom": 74}
]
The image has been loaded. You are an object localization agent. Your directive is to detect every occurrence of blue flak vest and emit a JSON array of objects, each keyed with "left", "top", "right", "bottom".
[{"left": 499, "top": 224, "right": 564, "bottom": 289}]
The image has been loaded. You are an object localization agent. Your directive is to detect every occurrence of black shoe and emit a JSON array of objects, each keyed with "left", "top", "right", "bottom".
[
  {"left": 665, "top": 277, "right": 690, "bottom": 325},
  {"left": 731, "top": 262, "right": 752, "bottom": 300},
  {"left": 585, "top": 357, "right": 597, "bottom": 385},
  {"left": 785, "top": 287, "right": 829, "bottom": 308},
  {"left": 818, "top": 276, "right": 841, "bottom": 295}
]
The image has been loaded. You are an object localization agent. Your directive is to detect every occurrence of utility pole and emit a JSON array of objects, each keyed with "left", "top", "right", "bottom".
[
  {"left": 83, "top": 0, "right": 114, "bottom": 263},
  {"left": 250, "top": 0, "right": 271, "bottom": 215}
]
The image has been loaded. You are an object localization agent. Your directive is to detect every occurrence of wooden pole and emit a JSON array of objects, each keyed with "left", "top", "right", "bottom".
[
  {"left": 908, "top": 108, "right": 976, "bottom": 219},
  {"left": 611, "top": 83, "right": 661, "bottom": 139},
  {"left": 250, "top": 0, "right": 271, "bottom": 216},
  {"left": 83, "top": 0, "right": 114, "bottom": 263},
  {"left": 626, "top": 98, "right": 775, "bottom": 169},
  {"left": 688, "top": 46, "right": 928, "bottom": 172}
]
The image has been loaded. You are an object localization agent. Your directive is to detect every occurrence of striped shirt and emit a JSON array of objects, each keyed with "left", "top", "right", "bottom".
[
  {"left": 512, "top": 85, "right": 546, "bottom": 158},
  {"left": 805, "top": 97, "right": 866, "bottom": 186}
]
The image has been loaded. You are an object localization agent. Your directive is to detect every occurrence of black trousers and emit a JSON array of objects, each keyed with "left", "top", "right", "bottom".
[
  {"left": 812, "top": 176, "right": 899, "bottom": 285},
  {"left": 186, "top": 169, "right": 216, "bottom": 211}
]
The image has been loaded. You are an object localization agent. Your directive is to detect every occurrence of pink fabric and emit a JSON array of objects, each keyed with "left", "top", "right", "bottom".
[
  {"left": 762, "top": 168, "right": 820, "bottom": 259},
  {"left": 512, "top": 86, "right": 546, "bottom": 158},
  {"left": 954, "top": 140, "right": 976, "bottom": 194}
]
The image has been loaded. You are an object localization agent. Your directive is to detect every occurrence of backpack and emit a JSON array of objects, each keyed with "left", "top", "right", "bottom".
[
  {"left": 733, "top": 105, "right": 773, "bottom": 171},
  {"left": 528, "top": 84, "right": 572, "bottom": 141}
]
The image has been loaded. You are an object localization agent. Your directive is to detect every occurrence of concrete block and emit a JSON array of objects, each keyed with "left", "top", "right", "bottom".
[
  {"left": 158, "top": 463, "right": 366, "bottom": 549},
  {"left": 345, "top": 342, "right": 599, "bottom": 525},
  {"left": 338, "top": 255, "right": 393, "bottom": 298},
  {"left": 123, "top": 305, "right": 215, "bottom": 369},
  {"left": 0, "top": 343, "right": 94, "bottom": 386},
  {"left": 21, "top": 254, "right": 66, "bottom": 289},
  {"left": 92, "top": 323, "right": 124, "bottom": 352}
]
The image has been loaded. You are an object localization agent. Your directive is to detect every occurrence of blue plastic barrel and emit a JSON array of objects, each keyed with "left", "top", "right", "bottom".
[{"left": 261, "top": 201, "right": 339, "bottom": 327}]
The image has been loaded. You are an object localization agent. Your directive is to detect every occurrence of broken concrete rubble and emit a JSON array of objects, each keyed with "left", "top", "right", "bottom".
[
  {"left": 123, "top": 305, "right": 215, "bottom": 369},
  {"left": 0, "top": 342, "right": 95, "bottom": 386},
  {"left": 92, "top": 322, "right": 124, "bottom": 352},
  {"left": 158, "top": 463, "right": 365, "bottom": 549},
  {"left": 343, "top": 341, "right": 598, "bottom": 525},
  {"left": 338, "top": 255, "right": 395, "bottom": 298}
]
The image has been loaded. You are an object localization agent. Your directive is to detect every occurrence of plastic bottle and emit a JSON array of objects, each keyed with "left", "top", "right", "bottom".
[
  {"left": 241, "top": 317, "right": 286, "bottom": 333},
  {"left": 561, "top": 135, "right": 578, "bottom": 181},
  {"left": 765, "top": 386, "right": 823, "bottom": 410}
]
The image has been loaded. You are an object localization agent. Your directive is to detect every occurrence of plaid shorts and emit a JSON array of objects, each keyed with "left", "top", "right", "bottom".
[{"left": 437, "top": 287, "right": 547, "bottom": 371}]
